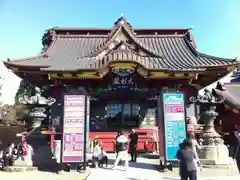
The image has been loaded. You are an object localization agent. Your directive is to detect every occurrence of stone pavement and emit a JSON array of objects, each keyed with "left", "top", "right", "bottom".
[
  {"left": 0, "top": 167, "right": 238, "bottom": 180},
  {"left": 0, "top": 156, "right": 239, "bottom": 180},
  {"left": 86, "top": 166, "right": 240, "bottom": 180},
  {"left": 86, "top": 157, "right": 240, "bottom": 180},
  {"left": 0, "top": 171, "right": 91, "bottom": 180}
]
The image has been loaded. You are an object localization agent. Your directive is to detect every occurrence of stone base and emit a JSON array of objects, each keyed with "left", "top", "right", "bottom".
[
  {"left": 199, "top": 144, "right": 232, "bottom": 166},
  {"left": 2, "top": 166, "right": 38, "bottom": 172},
  {"left": 200, "top": 158, "right": 234, "bottom": 167}
]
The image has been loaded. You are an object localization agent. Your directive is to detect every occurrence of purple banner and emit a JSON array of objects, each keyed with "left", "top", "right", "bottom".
[{"left": 62, "top": 95, "right": 85, "bottom": 163}]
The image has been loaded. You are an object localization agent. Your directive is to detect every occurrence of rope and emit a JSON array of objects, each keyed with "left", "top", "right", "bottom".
[
  {"left": 25, "top": 126, "right": 38, "bottom": 137},
  {"left": 84, "top": 171, "right": 92, "bottom": 180}
]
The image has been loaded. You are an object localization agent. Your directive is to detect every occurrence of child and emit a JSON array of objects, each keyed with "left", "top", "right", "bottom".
[
  {"left": 98, "top": 148, "right": 108, "bottom": 168},
  {"left": 22, "top": 141, "right": 34, "bottom": 166},
  {"left": 0, "top": 150, "right": 4, "bottom": 169},
  {"left": 92, "top": 141, "right": 101, "bottom": 168},
  {"left": 177, "top": 140, "right": 198, "bottom": 180}
]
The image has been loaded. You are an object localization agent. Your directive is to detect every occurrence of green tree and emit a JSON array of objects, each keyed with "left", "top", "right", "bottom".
[
  {"left": 40, "top": 27, "right": 58, "bottom": 54},
  {"left": 15, "top": 80, "right": 35, "bottom": 105},
  {"left": 0, "top": 104, "right": 28, "bottom": 126}
]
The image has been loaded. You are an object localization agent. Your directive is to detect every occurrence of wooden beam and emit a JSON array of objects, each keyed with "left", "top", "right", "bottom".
[
  {"left": 148, "top": 72, "right": 198, "bottom": 79},
  {"left": 48, "top": 72, "right": 99, "bottom": 79}
]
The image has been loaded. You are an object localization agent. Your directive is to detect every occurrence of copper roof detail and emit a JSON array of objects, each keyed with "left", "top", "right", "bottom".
[
  {"left": 3, "top": 16, "right": 238, "bottom": 72},
  {"left": 213, "top": 83, "right": 240, "bottom": 109}
]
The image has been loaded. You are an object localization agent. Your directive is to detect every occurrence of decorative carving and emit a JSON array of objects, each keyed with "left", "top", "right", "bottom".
[
  {"left": 189, "top": 88, "right": 224, "bottom": 104},
  {"left": 136, "top": 66, "right": 148, "bottom": 77},
  {"left": 215, "top": 81, "right": 227, "bottom": 91},
  {"left": 18, "top": 87, "right": 55, "bottom": 106}
]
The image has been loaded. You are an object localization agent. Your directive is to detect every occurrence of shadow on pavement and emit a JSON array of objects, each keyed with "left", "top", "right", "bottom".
[
  {"left": 162, "top": 177, "right": 179, "bottom": 180},
  {"left": 107, "top": 158, "right": 157, "bottom": 170},
  {"left": 138, "top": 153, "right": 160, "bottom": 159},
  {"left": 37, "top": 164, "right": 57, "bottom": 173},
  {"left": 128, "top": 161, "right": 157, "bottom": 170}
]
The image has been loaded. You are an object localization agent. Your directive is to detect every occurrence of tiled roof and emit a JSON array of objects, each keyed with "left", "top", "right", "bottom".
[{"left": 4, "top": 17, "right": 238, "bottom": 72}]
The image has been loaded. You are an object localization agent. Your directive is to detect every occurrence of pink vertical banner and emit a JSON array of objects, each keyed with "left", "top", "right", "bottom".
[{"left": 62, "top": 95, "right": 86, "bottom": 163}]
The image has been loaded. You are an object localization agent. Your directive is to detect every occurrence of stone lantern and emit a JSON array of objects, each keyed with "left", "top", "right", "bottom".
[
  {"left": 190, "top": 88, "right": 231, "bottom": 165},
  {"left": 18, "top": 86, "right": 56, "bottom": 128}
]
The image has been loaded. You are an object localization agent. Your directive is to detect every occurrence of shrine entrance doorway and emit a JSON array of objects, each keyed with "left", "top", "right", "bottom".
[{"left": 105, "top": 102, "right": 140, "bottom": 130}]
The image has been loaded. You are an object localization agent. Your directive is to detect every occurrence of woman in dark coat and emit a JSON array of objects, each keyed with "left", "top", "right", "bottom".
[
  {"left": 177, "top": 142, "right": 188, "bottom": 179},
  {"left": 177, "top": 140, "right": 198, "bottom": 180}
]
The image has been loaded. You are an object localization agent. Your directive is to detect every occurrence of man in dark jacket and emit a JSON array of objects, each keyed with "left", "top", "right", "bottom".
[
  {"left": 115, "top": 130, "right": 123, "bottom": 165},
  {"left": 112, "top": 131, "right": 128, "bottom": 170},
  {"left": 129, "top": 129, "right": 138, "bottom": 162},
  {"left": 177, "top": 140, "right": 198, "bottom": 180}
]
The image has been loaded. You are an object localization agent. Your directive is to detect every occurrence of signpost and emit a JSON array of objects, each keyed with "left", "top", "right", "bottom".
[
  {"left": 162, "top": 92, "right": 186, "bottom": 161},
  {"left": 61, "top": 95, "right": 86, "bottom": 163}
]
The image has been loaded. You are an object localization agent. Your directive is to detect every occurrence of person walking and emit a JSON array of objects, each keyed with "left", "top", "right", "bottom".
[
  {"left": 112, "top": 130, "right": 129, "bottom": 171},
  {"left": 115, "top": 130, "right": 123, "bottom": 165},
  {"left": 177, "top": 140, "right": 198, "bottom": 180},
  {"left": 129, "top": 129, "right": 138, "bottom": 162},
  {"left": 115, "top": 131, "right": 121, "bottom": 156}
]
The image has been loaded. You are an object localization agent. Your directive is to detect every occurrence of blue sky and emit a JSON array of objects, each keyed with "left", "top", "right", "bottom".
[{"left": 0, "top": 0, "right": 240, "bottom": 60}]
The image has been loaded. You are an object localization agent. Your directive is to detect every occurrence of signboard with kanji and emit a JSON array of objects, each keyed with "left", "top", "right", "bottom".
[
  {"left": 61, "top": 95, "right": 86, "bottom": 163},
  {"left": 162, "top": 92, "right": 186, "bottom": 161}
]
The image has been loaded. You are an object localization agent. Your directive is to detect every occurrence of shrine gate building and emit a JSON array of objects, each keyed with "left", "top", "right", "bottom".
[{"left": 4, "top": 16, "right": 238, "bottom": 152}]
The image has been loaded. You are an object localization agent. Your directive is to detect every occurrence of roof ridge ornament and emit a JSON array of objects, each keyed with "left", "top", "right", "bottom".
[{"left": 86, "top": 16, "right": 163, "bottom": 58}]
